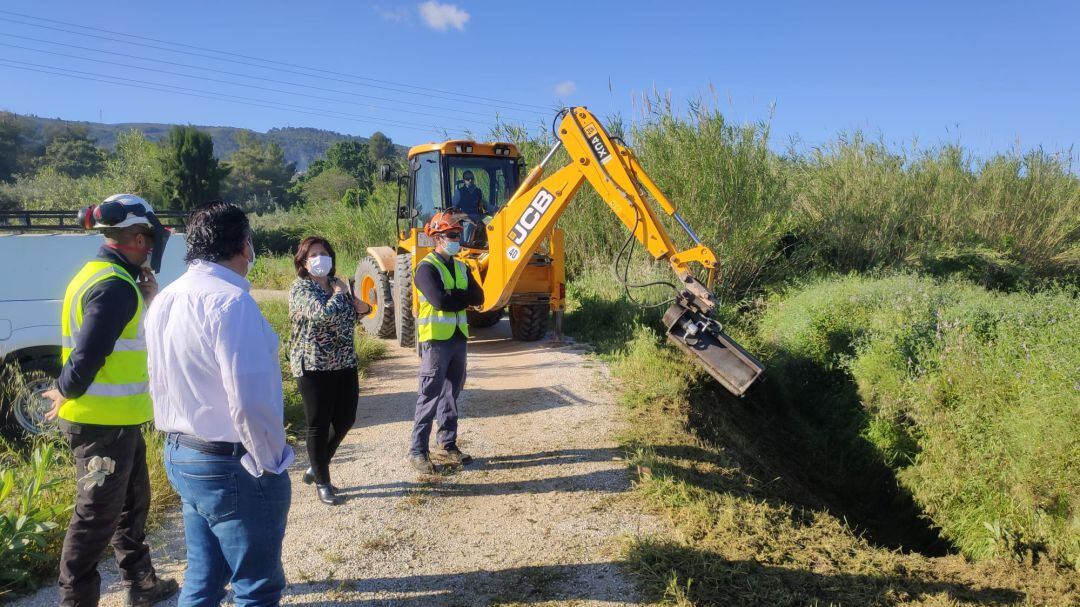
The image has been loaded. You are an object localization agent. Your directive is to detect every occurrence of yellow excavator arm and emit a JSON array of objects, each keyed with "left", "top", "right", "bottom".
[{"left": 480, "top": 107, "right": 764, "bottom": 396}]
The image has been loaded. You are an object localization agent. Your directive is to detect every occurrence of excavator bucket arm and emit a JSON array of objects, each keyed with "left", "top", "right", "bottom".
[{"left": 482, "top": 107, "right": 764, "bottom": 396}]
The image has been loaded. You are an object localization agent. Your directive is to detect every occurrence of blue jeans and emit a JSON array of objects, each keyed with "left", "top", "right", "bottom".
[{"left": 164, "top": 438, "right": 291, "bottom": 607}]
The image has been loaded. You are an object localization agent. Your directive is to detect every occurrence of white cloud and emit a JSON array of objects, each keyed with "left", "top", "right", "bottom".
[
  {"left": 554, "top": 80, "right": 576, "bottom": 97},
  {"left": 418, "top": 1, "right": 470, "bottom": 31},
  {"left": 374, "top": 5, "right": 410, "bottom": 23}
]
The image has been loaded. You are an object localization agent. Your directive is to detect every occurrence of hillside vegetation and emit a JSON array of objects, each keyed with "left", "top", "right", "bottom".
[{"left": 3, "top": 112, "right": 405, "bottom": 170}]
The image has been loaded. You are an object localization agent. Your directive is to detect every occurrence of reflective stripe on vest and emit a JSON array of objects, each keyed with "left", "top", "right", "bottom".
[
  {"left": 416, "top": 252, "right": 469, "bottom": 342},
  {"left": 58, "top": 260, "right": 152, "bottom": 425}
]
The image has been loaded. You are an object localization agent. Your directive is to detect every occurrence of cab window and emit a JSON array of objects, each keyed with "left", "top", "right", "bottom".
[{"left": 411, "top": 151, "right": 443, "bottom": 226}]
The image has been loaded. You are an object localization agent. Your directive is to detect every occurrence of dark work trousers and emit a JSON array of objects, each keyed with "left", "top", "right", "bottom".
[
  {"left": 410, "top": 334, "right": 468, "bottom": 455},
  {"left": 58, "top": 422, "right": 153, "bottom": 607},
  {"left": 296, "top": 367, "right": 359, "bottom": 485}
]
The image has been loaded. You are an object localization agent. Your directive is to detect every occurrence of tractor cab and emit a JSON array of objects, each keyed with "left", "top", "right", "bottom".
[{"left": 398, "top": 140, "right": 521, "bottom": 249}]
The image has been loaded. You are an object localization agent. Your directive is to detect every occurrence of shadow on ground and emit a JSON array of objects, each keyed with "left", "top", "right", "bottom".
[{"left": 283, "top": 553, "right": 1024, "bottom": 607}]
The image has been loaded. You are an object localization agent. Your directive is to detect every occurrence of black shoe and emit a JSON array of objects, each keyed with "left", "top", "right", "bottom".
[
  {"left": 316, "top": 484, "right": 340, "bottom": 506},
  {"left": 407, "top": 453, "right": 435, "bottom": 474},
  {"left": 432, "top": 446, "right": 473, "bottom": 466},
  {"left": 125, "top": 572, "right": 179, "bottom": 607},
  {"left": 303, "top": 468, "right": 339, "bottom": 491}
]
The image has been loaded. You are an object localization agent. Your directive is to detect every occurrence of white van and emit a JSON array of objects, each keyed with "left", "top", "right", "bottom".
[{"left": 0, "top": 231, "right": 188, "bottom": 435}]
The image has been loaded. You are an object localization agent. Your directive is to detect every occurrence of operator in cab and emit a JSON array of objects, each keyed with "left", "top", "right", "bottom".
[
  {"left": 451, "top": 170, "right": 486, "bottom": 218},
  {"left": 407, "top": 208, "right": 484, "bottom": 474}
]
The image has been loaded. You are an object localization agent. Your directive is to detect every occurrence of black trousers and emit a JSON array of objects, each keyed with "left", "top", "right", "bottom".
[
  {"left": 296, "top": 367, "right": 359, "bottom": 485},
  {"left": 58, "top": 422, "right": 153, "bottom": 607}
]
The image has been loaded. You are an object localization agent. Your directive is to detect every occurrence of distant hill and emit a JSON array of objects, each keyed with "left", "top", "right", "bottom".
[{"left": 13, "top": 114, "right": 406, "bottom": 171}]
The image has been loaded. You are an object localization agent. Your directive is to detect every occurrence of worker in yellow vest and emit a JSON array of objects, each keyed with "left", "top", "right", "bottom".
[
  {"left": 408, "top": 208, "right": 484, "bottom": 474},
  {"left": 41, "top": 194, "right": 178, "bottom": 607}
]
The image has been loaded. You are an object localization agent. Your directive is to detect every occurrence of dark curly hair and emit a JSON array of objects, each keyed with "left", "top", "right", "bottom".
[
  {"left": 184, "top": 201, "right": 250, "bottom": 264},
  {"left": 293, "top": 236, "right": 337, "bottom": 279}
]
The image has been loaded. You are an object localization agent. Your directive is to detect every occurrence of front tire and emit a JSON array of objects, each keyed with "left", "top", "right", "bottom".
[
  {"left": 355, "top": 257, "right": 395, "bottom": 338},
  {"left": 394, "top": 253, "right": 416, "bottom": 349},
  {"left": 509, "top": 304, "right": 549, "bottom": 341}
]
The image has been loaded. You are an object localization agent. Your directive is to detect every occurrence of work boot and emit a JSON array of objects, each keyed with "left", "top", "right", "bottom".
[
  {"left": 124, "top": 571, "right": 179, "bottom": 607},
  {"left": 407, "top": 453, "right": 435, "bottom": 474},
  {"left": 432, "top": 446, "right": 473, "bottom": 466}
]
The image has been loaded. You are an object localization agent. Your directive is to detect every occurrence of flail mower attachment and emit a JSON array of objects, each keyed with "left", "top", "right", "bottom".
[{"left": 662, "top": 288, "right": 765, "bottom": 397}]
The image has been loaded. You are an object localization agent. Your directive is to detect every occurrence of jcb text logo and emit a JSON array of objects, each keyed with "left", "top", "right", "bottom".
[
  {"left": 509, "top": 188, "right": 555, "bottom": 246},
  {"left": 584, "top": 123, "right": 612, "bottom": 165}
]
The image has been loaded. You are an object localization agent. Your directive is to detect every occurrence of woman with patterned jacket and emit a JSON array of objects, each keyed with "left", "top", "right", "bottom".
[{"left": 288, "top": 236, "right": 371, "bottom": 505}]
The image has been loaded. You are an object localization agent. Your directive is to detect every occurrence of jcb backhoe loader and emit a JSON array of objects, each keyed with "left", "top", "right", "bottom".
[{"left": 355, "top": 107, "right": 764, "bottom": 396}]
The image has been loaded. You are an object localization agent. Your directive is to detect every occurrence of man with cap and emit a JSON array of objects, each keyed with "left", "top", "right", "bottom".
[
  {"left": 451, "top": 170, "right": 486, "bottom": 217},
  {"left": 42, "top": 194, "right": 178, "bottom": 607}
]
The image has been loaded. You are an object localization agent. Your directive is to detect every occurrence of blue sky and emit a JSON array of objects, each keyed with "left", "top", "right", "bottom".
[{"left": 0, "top": 1, "right": 1077, "bottom": 158}]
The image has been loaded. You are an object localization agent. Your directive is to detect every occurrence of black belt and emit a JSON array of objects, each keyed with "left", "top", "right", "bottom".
[{"left": 167, "top": 432, "right": 247, "bottom": 456}]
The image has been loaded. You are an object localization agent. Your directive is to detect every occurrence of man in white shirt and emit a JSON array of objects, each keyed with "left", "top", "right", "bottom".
[{"left": 145, "top": 201, "right": 293, "bottom": 606}]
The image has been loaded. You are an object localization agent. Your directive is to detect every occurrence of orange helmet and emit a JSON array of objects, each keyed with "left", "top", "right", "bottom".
[{"left": 424, "top": 208, "right": 465, "bottom": 237}]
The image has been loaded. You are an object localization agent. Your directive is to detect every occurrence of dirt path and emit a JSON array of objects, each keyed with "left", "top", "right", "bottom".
[{"left": 14, "top": 320, "right": 659, "bottom": 606}]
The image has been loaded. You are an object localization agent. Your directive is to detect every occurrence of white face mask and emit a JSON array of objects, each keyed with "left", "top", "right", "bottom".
[
  {"left": 245, "top": 239, "right": 256, "bottom": 275},
  {"left": 308, "top": 255, "right": 333, "bottom": 278}
]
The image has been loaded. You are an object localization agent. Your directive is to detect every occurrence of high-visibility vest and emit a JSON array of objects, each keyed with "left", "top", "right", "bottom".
[
  {"left": 58, "top": 260, "right": 152, "bottom": 425},
  {"left": 416, "top": 252, "right": 470, "bottom": 342}
]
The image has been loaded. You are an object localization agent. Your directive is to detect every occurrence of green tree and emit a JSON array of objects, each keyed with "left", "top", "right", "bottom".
[
  {"left": 0, "top": 112, "right": 31, "bottom": 183},
  {"left": 223, "top": 131, "right": 296, "bottom": 213},
  {"left": 105, "top": 130, "right": 167, "bottom": 208},
  {"left": 34, "top": 127, "right": 106, "bottom": 178},
  {"left": 158, "top": 126, "right": 230, "bottom": 211},
  {"left": 325, "top": 140, "right": 375, "bottom": 190},
  {"left": 300, "top": 167, "right": 358, "bottom": 204},
  {"left": 367, "top": 131, "right": 395, "bottom": 163},
  {"left": 293, "top": 139, "right": 375, "bottom": 204}
]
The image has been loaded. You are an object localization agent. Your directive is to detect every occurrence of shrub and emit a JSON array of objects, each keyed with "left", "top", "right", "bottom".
[{"left": 757, "top": 275, "right": 1079, "bottom": 566}]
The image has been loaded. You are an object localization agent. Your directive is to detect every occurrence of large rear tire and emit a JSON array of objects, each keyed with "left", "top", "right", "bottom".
[
  {"left": 355, "top": 257, "right": 395, "bottom": 338},
  {"left": 467, "top": 307, "right": 503, "bottom": 329},
  {"left": 509, "top": 304, "right": 549, "bottom": 341},
  {"left": 394, "top": 253, "right": 416, "bottom": 349}
]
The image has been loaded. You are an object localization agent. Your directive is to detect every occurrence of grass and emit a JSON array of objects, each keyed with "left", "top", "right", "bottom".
[
  {"left": 0, "top": 365, "right": 176, "bottom": 598},
  {"left": 755, "top": 274, "right": 1079, "bottom": 568},
  {"left": 563, "top": 271, "right": 1079, "bottom": 606}
]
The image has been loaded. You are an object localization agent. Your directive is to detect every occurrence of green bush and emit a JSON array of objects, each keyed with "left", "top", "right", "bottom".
[
  {"left": 757, "top": 275, "right": 1079, "bottom": 566},
  {"left": 0, "top": 441, "right": 72, "bottom": 597}
]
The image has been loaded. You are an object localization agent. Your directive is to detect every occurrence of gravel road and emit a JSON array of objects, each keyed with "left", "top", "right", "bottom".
[{"left": 12, "top": 319, "right": 659, "bottom": 606}]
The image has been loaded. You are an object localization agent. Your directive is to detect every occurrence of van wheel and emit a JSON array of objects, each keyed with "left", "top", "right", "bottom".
[{"left": 3, "top": 357, "right": 60, "bottom": 437}]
